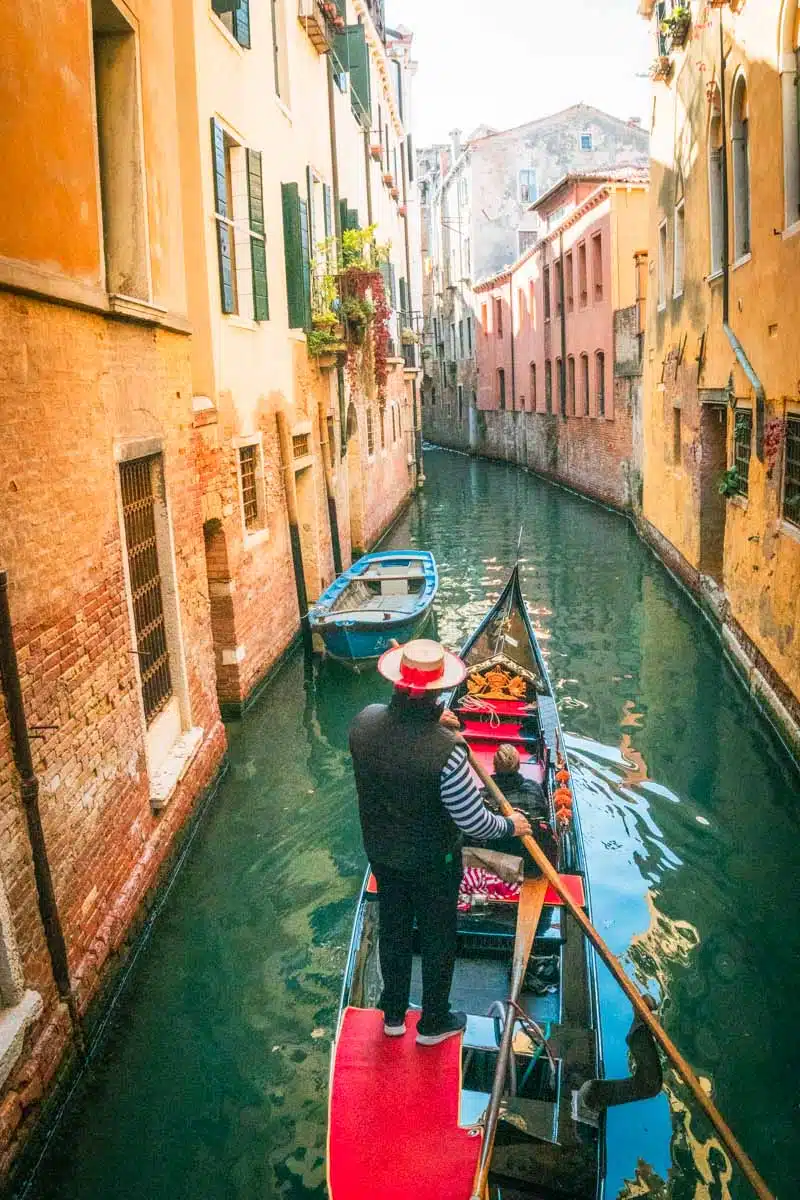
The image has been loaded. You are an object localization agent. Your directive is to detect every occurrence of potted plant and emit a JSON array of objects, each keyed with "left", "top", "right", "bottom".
[
  {"left": 400, "top": 327, "right": 419, "bottom": 345},
  {"left": 650, "top": 55, "right": 673, "bottom": 81},
  {"left": 322, "top": 0, "right": 336, "bottom": 16},
  {"left": 342, "top": 295, "right": 375, "bottom": 345},
  {"left": 312, "top": 310, "right": 338, "bottom": 332},
  {"left": 398, "top": 204, "right": 407, "bottom": 218},
  {"left": 307, "top": 327, "right": 346, "bottom": 369},
  {"left": 718, "top": 466, "right": 742, "bottom": 498},
  {"left": 333, "top": 13, "right": 345, "bottom": 28},
  {"left": 383, "top": 172, "right": 394, "bottom": 187},
  {"left": 390, "top": 187, "right": 400, "bottom": 200},
  {"left": 661, "top": 4, "right": 691, "bottom": 49},
  {"left": 370, "top": 144, "right": 382, "bottom": 161}
]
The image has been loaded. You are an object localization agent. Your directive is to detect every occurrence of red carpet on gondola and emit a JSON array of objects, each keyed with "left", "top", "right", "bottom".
[{"left": 327, "top": 1007, "right": 482, "bottom": 1200}]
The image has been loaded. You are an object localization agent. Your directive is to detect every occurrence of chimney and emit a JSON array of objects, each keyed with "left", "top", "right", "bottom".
[
  {"left": 449, "top": 128, "right": 462, "bottom": 159},
  {"left": 628, "top": 116, "right": 642, "bottom": 127}
]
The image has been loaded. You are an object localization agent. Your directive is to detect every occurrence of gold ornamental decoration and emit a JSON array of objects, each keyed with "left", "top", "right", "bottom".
[{"left": 466, "top": 666, "right": 528, "bottom": 701}]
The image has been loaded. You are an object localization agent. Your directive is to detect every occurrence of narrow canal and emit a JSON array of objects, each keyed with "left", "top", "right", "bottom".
[{"left": 23, "top": 450, "right": 800, "bottom": 1200}]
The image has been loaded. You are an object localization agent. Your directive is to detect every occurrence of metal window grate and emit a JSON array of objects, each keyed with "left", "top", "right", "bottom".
[
  {"left": 239, "top": 445, "right": 259, "bottom": 529},
  {"left": 783, "top": 416, "right": 800, "bottom": 524},
  {"left": 734, "top": 411, "right": 752, "bottom": 495},
  {"left": 292, "top": 432, "right": 310, "bottom": 459},
  {"left": 366, "top": 409, "right": 375, "bottom": 455},
  {"left": 120, "top": 456, "right": 173, "bottom": 724}
]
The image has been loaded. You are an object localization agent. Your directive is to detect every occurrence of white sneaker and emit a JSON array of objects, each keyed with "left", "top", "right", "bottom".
[{"left": 383, "top": 1020, "right": 406, "bottom": 1037}]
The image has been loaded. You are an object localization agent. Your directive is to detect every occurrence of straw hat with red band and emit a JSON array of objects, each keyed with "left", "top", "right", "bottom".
[{"left": 377, "top": 638, "right": 467, "bottom": 695}]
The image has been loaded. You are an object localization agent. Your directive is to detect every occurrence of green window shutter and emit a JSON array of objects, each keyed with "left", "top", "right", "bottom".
[
  {"left": 389, "top": 263, "right": 397, "bottom": 309},
  {"left": 339, "top": 197, "right": 349, "bottom": 233},
  {"left": 378, "top": 260, "right": 391, "bottom": 301},
  {"left": 323, "top": 183, "right": 332, "bottom": 238},
  {"left": 399, "top": 276, "right": 408, "bottom": 319},
  {"left": 306, "top": 166, "right": 316, "bottom": 257},
  {"left": 282, "top": 183, "right": 305, "bottom": 329},
  {"left": 346, "top": 24, "right": 371, "bottom": 125},
  {"left": 247, "top": 150, "right": 268, "bottom": 321},
  {"left": 299, "top": 196, "right": 312, "bottom": 329},
  {"left": 211, "top": 118, "right": 235, "bottom": 314},
  {"left": 212, "top": 0, "right": 238, "bottom": 12},
  {"left": 331, "top": 28, "right": 349, "bottom": 77},
  {"left": 407, "top": 134, "right": 414, "bottom": 182},
  {"left": 232, "top": 0, "right": 250, "bottom": 47},
  {"left": 347, "top": 207, "right": 359, "bottom": 231}
]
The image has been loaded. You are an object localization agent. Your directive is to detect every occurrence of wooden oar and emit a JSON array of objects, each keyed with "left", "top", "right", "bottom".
[
  {"left": 467, "top": 749, "right": 776, "bottom": 1200},
  {"left": 470, "top": 874, "right": 548, "bottom": 1200}
]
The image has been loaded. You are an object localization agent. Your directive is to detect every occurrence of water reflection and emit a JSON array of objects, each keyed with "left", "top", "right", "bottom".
[{"left": 23, "top": 449, "right": 800, "bottom": 1200}]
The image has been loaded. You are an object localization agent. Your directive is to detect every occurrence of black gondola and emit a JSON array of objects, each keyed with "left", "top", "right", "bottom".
[{"left": 328, "top": 566, "right": 605, "bottom": 1200}]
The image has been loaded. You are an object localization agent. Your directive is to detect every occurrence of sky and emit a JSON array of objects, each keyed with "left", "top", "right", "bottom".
[{"left": 386, "top": 0, "right": 654, "bottom": 146}]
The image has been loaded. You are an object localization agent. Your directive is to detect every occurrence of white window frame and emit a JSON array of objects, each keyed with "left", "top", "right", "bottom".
[
  {"left": 658, "top": 219, "right": 668, "bottom": 310},
  {"left": 673, "top": 199, "right": 685, "bottom": 298}
]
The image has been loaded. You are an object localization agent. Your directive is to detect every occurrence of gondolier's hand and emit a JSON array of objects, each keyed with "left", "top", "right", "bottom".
[
  {"left": 509, "top": 810, "right": 533, "bottom": 838},
  {"left": 439, "top": 708, "right": 461, "bottom": 731}
]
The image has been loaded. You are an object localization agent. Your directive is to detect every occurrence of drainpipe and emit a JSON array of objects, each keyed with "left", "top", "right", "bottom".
[
  {"left": 0, "top": 571, "right": 85, "bottom": 1052},
  {"left": 508, "top": 274, "right": 516, "bottom": 414},
  {"left": 718, "top": 9, "right": 765, "bottom": 459},
  {"left": 317, "top": 405, "right": 343, "bottom": 575},
  {"left": 400, "top": 141, "right": 423, "bottom": 486},
  {"left": 276, "top": 412, "right": 312, "bottom": 654},
  {"left": 559, "top": 232, "right": 567, "bottom": 418}
]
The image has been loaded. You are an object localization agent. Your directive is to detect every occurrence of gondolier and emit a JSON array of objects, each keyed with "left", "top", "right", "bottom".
[{"left": 348, "top": 639, "right": 532, "bottom": 1046}]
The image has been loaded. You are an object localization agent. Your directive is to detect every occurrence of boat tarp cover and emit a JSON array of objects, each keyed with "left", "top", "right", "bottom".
[{"left": 327, "top": 1007, "right": 482, "bottom": 1199}]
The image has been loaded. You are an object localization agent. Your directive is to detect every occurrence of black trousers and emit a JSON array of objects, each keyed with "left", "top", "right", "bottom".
[{"left": 371, "top": 857, "right": 462, "bottom": 1028}]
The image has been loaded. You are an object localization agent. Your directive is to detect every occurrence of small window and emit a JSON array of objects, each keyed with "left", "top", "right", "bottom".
[
  {"left": 592, "top": 233, "right": 603, "bottom": 302},
  {"left": 556, "top": 357, "right": 565, "bottom": 416},
  {"left": 709, "top": 100, "right": 724, "bottom": 274},
  {"left": 581, "top": 353, "right": 590, "bottom": 415},
  {"left": 545, "top": 360, "right": 552, "bottom": 412},
  {"left": 292, "top": 432, "right": 310, "bottom": 459},
  {"left": 366, "top": 408, "right": 375, "bottom": 456},
  {"left": 734, "top": 410, "right": 752, "bottom": 494},
  {"left": 783, "top": 415, "right": 800, "bottom": 524},
  {"left": 596, "top": 352, "right": 606, "bottom": 417},
  {"left": 458, "top": 320, "right": 465, "bottom": 358},
  {"left": 495, "top": 298, "right": 503, "bottom": 338},
  {"left": 565, "top": 251, "right": 574, "bottom": 312},
  {"left": 658, "top": 220, "right": 668, "bottom": 309},
  {"left": 380, "top": 408, "right": 386, "bottom": 450},
  {"left": 555, "top": 260, "right": 563, "bottom": 317},
  {"left": 673, "top": 406, "right": 682, "bottom": 464},
  {"left": 212, "top": 0, "right": 251, "bottom": 48},
  {"left": 673, "top": 200, "right": 685, "bottom": 297},
  {"left": 466, "top": 316, "right": 473, "bottom": 353},
  {"left": 567, "top": 356, "right": 575, "bottom": 415},
  {"left": 578, "top": 242, "right": 588, "bottom": 308},
  {"left": 498, "top": 369, "right": 506, "bottom": 410},
  {"left": 530, "top": 363, "right": 537, "bottom": 410},
  {"left": 519, "top": 168, "right": 537, "bottom": 203},
  {"left": 327, "top": 415, "right": 336, "bottom": 457},
  {"left": 580, "top": 132, "right": 593, "bottom": 151},
  {"left": 481, "top": 303, "right": 489, "bottom": 335},
  {"left": 457, "top": 385, "right": 464, "bottom": 420},
  {"left": 543, "top": 267, "right": 551, "bottom": 320},
  {"left": 431, "top": 387, "right": 436, "bottom": 406}
]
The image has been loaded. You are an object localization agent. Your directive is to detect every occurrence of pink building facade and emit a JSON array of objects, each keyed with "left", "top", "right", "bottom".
[{"left": 473, "top": 172, "right": 649, "bottom": 509}]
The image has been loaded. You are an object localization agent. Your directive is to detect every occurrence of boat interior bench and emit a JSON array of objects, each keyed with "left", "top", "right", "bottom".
[{"left": 360, "top": 565, "right": 426, "bottom": 596}]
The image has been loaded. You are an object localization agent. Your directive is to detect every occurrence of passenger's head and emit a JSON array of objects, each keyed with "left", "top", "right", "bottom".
[{"left": 494, "top": 743, "right": 521, "bottom": 775}]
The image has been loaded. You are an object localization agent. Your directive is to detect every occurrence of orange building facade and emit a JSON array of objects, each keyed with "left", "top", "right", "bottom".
[{"left": 638, "top": 0, "right": 800, "bottom": 757}]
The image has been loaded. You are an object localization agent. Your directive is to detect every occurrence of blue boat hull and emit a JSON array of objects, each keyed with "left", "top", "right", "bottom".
[{"left": 309, "top": 550, "right": 438, "bottom": 669}]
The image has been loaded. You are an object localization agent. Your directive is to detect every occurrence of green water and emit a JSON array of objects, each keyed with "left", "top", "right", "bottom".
[{"left": 23, "top": 450, "right": 800, "bottom": 1200}]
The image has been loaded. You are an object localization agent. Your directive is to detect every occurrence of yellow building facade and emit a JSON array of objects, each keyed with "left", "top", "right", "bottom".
[
  {"left": 176, "top": 0, "right": 422, "bottom": 708},
  {"left": 639, "top": 0, "right": 800, "bottom": 756}
]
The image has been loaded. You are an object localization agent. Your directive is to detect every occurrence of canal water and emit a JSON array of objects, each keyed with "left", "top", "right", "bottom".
[{"left": 23, "top": 450, "right": 800, "bottom": 1200}]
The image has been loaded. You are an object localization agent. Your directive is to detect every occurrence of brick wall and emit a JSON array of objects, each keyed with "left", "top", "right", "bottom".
[{"left": 0, "top": 292, "right": 226, "bottom": 1176}]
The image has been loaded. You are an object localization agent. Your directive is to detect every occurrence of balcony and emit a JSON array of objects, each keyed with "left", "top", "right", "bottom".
[{"left": 298, "top": 0, "right": 343, "bottom": 52}]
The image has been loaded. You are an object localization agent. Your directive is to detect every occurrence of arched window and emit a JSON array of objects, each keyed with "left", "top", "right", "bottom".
[
  {"left": 780, "top": 0, "right": 800, "bottom": 226},
  {"left": 529, "top": 363, "right": 537, "bottom": 411},
  {"left": 596, "top": 351, "right": 606, "bottom": 417},
  {"left": 731, "top": 73, "right": 751, "bottom": 259},
  {"left": 708, "top": 87, "right": 724, "bottom": 274},
  {"left": 580, "top": 353, "right": 590, "bottom": 416},
  {"left": 544, "top": 360, "right": 552, "bottom": 412},
  {"left": 567, "top": 356, "right": 576, "bottom": 415}
]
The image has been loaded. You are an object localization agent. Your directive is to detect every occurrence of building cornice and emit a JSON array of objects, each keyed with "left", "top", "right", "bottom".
[{"left": 353, "top": 0, "right": 405, "bottom": 138}]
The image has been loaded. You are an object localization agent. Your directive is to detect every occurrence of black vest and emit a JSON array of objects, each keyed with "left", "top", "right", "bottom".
[{"left": 349, "top": 695, "right": 461, "bottom": 872}]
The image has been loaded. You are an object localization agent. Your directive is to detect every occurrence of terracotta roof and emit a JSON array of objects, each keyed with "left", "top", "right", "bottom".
[{"left": 530, "top": 164, "right": 650, "bottom": 212}]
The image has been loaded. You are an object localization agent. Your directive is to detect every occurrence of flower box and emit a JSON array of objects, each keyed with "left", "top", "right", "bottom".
[
  {"left": 370, "top": 144, "right": 382, "bottom": 161},
  {"left": 383, "top": 173, "right": 394, "bottom": 187},
  {"left": 322, "top": 0, "right": 337, "bottom": 15},
  {"left": 650, "top": 55, "right": 673, "bottom": 81},
  {"left": 390, "top": 187, "right": 400, "bottom": 200},
  {"left": 333, "top": 14, "right": 345, "bottom": 28},
  {"left": 661, "top": 7, "right": 690, "bottom": 48},
  {"left": 398, "top": 205, "right": 407, "bottom": 218}
]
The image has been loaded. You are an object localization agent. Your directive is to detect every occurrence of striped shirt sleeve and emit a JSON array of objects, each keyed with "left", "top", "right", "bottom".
[{"left": 440, "top": 746, "right": 515, "bottom": 840}]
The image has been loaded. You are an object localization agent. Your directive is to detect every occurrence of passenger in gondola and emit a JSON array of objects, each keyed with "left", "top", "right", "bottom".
[
  {"left": 349, "top": 640, "right": 532, "bottom": 1047},
  {"left": 480, "top": 743, "right": 558, "bottom": 869}
]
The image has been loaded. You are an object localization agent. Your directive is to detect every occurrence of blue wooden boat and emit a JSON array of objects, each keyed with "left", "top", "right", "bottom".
[{"left": 309, "top": 550, "right": 438, "bottom": 668}]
